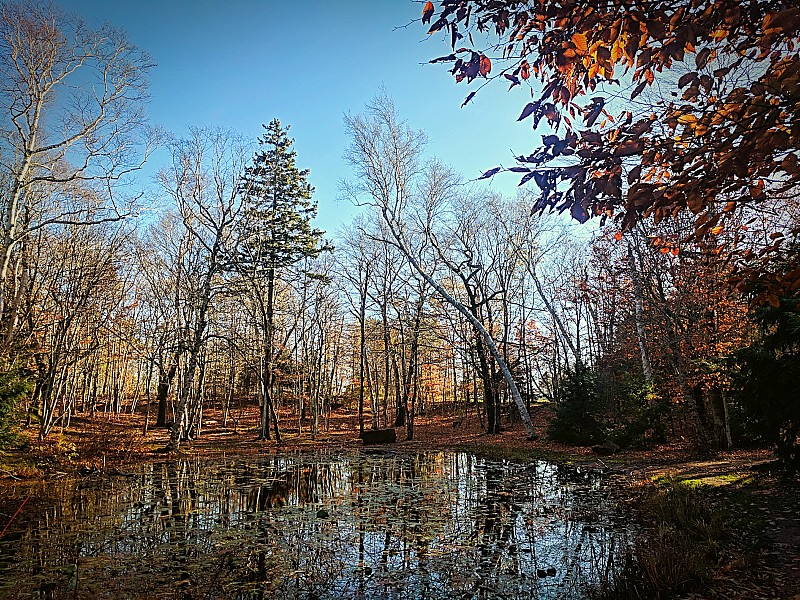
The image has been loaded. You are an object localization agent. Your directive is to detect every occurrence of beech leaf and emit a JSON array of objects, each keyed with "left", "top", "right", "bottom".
[
  {"left": 422, "top": 1, "right": 435, "bottom": 25},
  {"left": 695, "top": 47, "right": 712, "bottom": 69},
  {"left": 572, "top": 33, "right": 588, "bottom": 54},
  {"left": 570, "top": 202, "right": 590, "bottom": 223},
  {"left": 478, "top": 167, "right": 501, "bottom": 180},
  {"left": 518, "top": 102, "right": 538, "bottom": 121},
  {"left": 677, "top": 72, "right": 697, "bottom": 88}
]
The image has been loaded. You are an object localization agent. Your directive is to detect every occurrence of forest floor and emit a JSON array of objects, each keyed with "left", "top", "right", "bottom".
[
  {"left": 0, "top": 401, "right": 777, "bottom": 472},
  {"left": 1, "top": 402, "right": 798, "bottom": 598}
]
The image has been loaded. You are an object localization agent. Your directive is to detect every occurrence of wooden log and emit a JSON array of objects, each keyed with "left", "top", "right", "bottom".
[{"left": 360, "top": 428, "right": 397, "bottom": 445}]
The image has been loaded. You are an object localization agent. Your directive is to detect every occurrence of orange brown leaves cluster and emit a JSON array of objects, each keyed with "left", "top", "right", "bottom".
[{"left": 423, "top": 0, "right": 800, "bottom": 302}]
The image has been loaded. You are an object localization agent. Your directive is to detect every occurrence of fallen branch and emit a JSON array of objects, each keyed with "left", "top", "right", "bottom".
[{"left": 0, "top": 495, "right": 30, "bottom": 540}]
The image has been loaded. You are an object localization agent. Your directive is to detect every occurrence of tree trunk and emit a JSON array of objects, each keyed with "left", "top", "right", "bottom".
[
  {"left": 358, "top": 282, "right": 367, "bottom": 436},
  {"left": 259, "top": 266, "right": 280, "bottom": 443},
  {"left": 155, "top": 362, "right": 178, "bottom": 428},
  {"left": 627, "top": 242, "right": 654, "bottom": 384},
  {"left": 382, "top": 208, "right": 538, "bottom": 440}
]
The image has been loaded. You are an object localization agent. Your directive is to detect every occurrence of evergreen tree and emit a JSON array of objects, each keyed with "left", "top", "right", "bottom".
[
  {"left": 233, "top": 119, "right": 328, "bottom": 441},
  {"left": 547, "top": 361, "right": 606, "bottom": 445}
]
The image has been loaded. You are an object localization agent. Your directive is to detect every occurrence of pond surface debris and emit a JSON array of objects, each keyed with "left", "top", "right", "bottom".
[{"left": 0, "top": 450, "right": 631, "bottom": 599}]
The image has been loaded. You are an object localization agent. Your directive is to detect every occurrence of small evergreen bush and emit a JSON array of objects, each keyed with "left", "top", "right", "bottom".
[
  {"left": 0, "top": 368, "right": 33, "bottom": 448},
  {"left": 547, "top": 361, "right": 606, "bottom": 445}
]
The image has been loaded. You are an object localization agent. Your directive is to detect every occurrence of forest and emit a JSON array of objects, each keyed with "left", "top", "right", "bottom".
[{"left": 0, "top": 1, "right": 798, "bottom": 599}]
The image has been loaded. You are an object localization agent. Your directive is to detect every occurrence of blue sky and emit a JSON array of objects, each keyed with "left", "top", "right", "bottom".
[{"left": 61, "top": 0, "right": 540, "bottom": 234}]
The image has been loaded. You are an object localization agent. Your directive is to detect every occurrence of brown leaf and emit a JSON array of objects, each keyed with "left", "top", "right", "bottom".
[
  {"left": 627, "top": 165, "right": 641, "bottom": 185},
  {"left": 479, "top": 54, "right": 492, "bottom": 76},
  {"left": 478, "top": 167, "right": 501, "bottom": 180},
  {"left": 677, "top": 72, "right": 697, "bottom": 89},
  {"left": 570, "top": 201, "right": 590, "bottom": 223},
  {"left": 695, "top": 47, "right": 711, "bottom": 69},
  {"left": 631, "top": 80, "right": 647, "bottom": 99},
  {"left": 428, "top": 16, "right": 447, "bottom": 34},
  {"left": 518, "top": 102, "right": 537, "bottom": 121},
  {"left": 520, "top": 60, "right": 530, "bottom": 79},
  {"left": 613, "top": 140, "right": 644, "bottom": 157}
]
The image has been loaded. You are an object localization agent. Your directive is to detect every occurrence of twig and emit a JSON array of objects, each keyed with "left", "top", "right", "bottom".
[
  {"left": 0, "top": 469, "right": 21, "bottom": 481},
  {"left": 0, "top": 495, "right": 31, "bottom": 540}
]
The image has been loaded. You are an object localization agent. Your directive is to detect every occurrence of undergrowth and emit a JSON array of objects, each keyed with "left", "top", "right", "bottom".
[{"left": 600, "top": 477, "right": 769, "bottom": 599}]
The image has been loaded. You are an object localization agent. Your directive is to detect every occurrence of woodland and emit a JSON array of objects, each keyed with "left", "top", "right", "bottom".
[{"left": 0, "top": 0, "right": 799, "bottom": 598}]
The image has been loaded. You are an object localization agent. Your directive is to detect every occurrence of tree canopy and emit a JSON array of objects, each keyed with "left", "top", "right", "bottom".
[
  {"left": 421, "top": 0, "right": 800, "bottom": 305},
  {"left": 235, "top": 119, "right": 327, "bottom": 273}
]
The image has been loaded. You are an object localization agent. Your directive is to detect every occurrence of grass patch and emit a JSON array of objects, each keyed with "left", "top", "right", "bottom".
[
  {"left": 601, "top": 476, "right": 771, "bottom": 599},
  {"left": 0, "top": 445, "right": 46, "bottom": 480}
]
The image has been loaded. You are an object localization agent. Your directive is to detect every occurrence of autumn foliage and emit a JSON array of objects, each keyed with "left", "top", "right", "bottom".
[{"left": 423, "top": 0, "right": 800, "bottom": 303}]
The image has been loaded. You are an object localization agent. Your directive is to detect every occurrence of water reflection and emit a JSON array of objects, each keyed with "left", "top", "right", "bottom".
[{"left": 0, "top": 452, "right": 629, "bottom": 599}]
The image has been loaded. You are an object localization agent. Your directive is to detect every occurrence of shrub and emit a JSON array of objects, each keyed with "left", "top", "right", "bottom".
[
  {"left": 0, "top": 368, "right": 33, "bottom": 448},
  {"left": 607, "top": 380, "right": 670, "bottom": 449},
  {"left": 547, "top": 361, "right": 606, "bottom": 445},
  {"left": 729, "top": 298, "right": 800, "bottom": 472}
]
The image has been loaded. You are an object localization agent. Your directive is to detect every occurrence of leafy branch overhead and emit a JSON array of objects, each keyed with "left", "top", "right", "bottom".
[{"left": 422, "top": 0, "right": 800, "bottom": 303}]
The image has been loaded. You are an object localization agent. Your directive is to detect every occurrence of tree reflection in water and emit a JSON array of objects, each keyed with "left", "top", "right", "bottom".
[{"left": 0, "top": 452, "right": 629, "bottom": 599}]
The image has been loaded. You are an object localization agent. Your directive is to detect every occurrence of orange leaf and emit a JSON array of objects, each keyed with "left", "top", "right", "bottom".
[
  {"left": 572, "top": 33, "right": 588, "bottom": 54},
  {"left": 479, "top": 54, "right": 492, "bottom": 76},
  {"left": 422, "top": 1, "right": 434, "bottom": 25},
  {"left": 520, "top": 60, "right": 530, "bottom": 80},
  {"left": 614, "top": 231, "right": 623, "bottom": 241}
]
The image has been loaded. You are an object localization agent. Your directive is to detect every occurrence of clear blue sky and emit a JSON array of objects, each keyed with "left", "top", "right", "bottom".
[{"left": 61, "top": 0, "right": 540, "bottom": 234}]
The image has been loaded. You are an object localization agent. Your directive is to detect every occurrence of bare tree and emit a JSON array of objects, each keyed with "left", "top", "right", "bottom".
[
  {"left": 156, "top": 128, "right": 246, "bottom": 452},
  {"left": 344, "top": 93, "right": 537, "bottom": 440},
  {"left": 25, "top": 219, "right": 129, "bottom": 439},
  {"left": 0, "top": 0, "right": 155, "bottom": 353},
  {"left": 337, "top": 220, "right": 379, "bottom": 436}
]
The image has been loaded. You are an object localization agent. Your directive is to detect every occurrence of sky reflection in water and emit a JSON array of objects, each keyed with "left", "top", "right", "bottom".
[{"left": 0, "top": 451, "right": 631, "bottom": 599}]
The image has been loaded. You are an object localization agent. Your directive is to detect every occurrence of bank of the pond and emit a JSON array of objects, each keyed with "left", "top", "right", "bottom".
[
  {"left": 3, "top": 403, "right": 797, "bottom": 598},
  {"left": 0, "top": 402, "right": 778, "bottom": 482},
  {"left": 1, "top": 434, "right": 796, "bottom": 598},
  {"left": 605, "top": 471, "right": 800, "bottom": 599}
]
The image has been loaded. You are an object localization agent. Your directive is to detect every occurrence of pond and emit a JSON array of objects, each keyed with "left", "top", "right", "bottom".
[{"left": 0, "top": 451, "right": 631, "bottom": 599}]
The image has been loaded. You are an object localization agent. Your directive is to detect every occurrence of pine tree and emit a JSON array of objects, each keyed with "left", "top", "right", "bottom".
[{"left": 234, "top": 119, "right": 328, "bottom": 441}]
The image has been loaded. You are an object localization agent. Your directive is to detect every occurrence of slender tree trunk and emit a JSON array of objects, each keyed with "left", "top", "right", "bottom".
[
  {"left": 358, "top": 282, "right": 367, "bottom": 436},
  {"left": 156, "top": 362, "right": 178, "bottom": 428},
  {"left": 259, "top": 266, "right": 280, "bottom": 442},
  {"left": 529, "top": 266, "right": 579, "bottom": 360},
  {"left": 627, "top": 242, "right": 654, "bottom": 384},
  {"left": 382, "top": 208, "right": 538, "bottom": 440},
  {"left": 392, "top": 355, "right": 405, "bottom": 426}
]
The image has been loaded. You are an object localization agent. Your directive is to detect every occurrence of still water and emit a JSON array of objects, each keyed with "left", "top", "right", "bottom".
[{"left": 0, "top": 451, "right": 630, "bottom": 599}]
